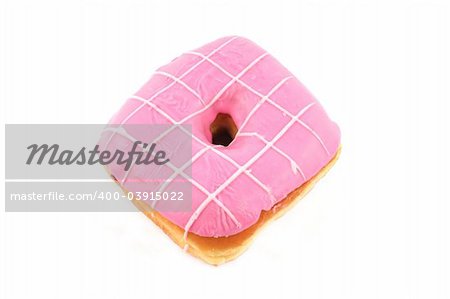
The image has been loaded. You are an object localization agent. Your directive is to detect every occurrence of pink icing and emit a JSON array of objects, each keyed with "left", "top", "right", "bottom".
[{"left": 104, "top": 36, "right": 341, "bottom": 238}]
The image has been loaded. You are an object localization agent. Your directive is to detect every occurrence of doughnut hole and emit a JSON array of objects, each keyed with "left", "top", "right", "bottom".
[{"left": 210, "top": 113, "right": 238, "bottom": 146}]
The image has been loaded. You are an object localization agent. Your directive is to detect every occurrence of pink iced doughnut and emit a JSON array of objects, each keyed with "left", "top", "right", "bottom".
[{"left": 104, "top": 36, "right": 341, "bottom": 263}]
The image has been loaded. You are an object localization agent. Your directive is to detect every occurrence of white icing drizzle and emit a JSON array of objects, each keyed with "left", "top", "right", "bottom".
[
  {"left": 153, "top": 70, "right": 206, "bottom": 106},
  {"left": 103, "top": 126, "right": 240, "bottom": 229},
  {"left": 155, "top": 146, "right": 211, "bottom": 198},
  {"left": 185, "top": 51, "right": 331, "bottom": 156},
  {"left": 182, "top": 105, "right": 316, "bottom": 239},
  {"left": 102, "top": 127, "right": 183, "bottom": 184},
  {"left": 129, "top": 94, "right": 272, "bottom": 205},
  {"left": 104, "top": 36, "right": 240, "bottom": 149},
  {"left": 149, "top": 76, "right": 295, "bottom": 193},
  {"left": 239, "top": 132, "right": 306, "bottom": 179},
  {"left": 122, "top": 52, "right": 274, "bottom": 199},
  {"left": 104, "top": 37, "right": 331, "bottom": 242},
  {"left": 233, "top": 76, "right": 293, "bottom": 139}
]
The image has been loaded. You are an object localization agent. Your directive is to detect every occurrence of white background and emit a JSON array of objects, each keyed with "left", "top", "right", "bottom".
[{"left": 1, "top": 0, "right": 449, "bottom": 298}]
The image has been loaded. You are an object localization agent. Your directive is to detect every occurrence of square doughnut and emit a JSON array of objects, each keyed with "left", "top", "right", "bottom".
[{"left": 101, "top": 36, "right": 341, "bottom": 265}]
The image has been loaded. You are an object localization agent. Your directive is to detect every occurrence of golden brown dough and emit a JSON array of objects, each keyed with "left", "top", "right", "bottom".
[{"left": 113, "top": 146, "right": 340, "bottom": 265}]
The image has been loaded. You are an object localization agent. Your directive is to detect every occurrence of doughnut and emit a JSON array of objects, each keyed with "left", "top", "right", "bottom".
[{"left": 102, "top": 36, "right": 341, "bottom": 265}]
